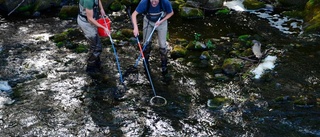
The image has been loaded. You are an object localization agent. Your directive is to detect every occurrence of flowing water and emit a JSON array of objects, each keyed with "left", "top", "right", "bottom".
[{"left": 0, "top": 1, "right": 320, "bottom": 137}]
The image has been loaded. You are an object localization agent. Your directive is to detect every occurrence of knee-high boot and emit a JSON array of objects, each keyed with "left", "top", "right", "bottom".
[
  {"left": 86, "top": 53, "right": 101, "bottom": 73},
  {"left": 160, "top": 48, "right": 168, "bottom": 76},
  {"left": 160, "top": 48, "right": 172, "bottom": 82}
]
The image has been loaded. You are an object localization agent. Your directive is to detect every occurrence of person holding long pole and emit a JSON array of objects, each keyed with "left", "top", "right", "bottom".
[
  {"left": 77, "top": 0, "right": 110, "bottom": 73},
  {"left": 131, "top": 0, "right": 174, "bottom": 82}
]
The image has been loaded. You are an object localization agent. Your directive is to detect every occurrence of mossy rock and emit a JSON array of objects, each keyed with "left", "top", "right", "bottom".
[
  {"left": 186, "top": 41, "right": 196, "bottom": 50},
  {"left": 232, "top": 42, "right": 241, "bottom": 49},
  {"left": 171, "top": 0, "right": 186, "bottom": 11},
  {"left": 222, "top": 58, "right": 243, "bottom": 76},
  {"left": 241, "top": 48, "right": 252, "bottom": 57},
  {"left": 304, "top": 1, "right": 320, "bottom": 33},
  {"left": 200, "top": 51, "right": 210, "bottom": 60},
  {"left": 243, "top": 0, "right": 265, "bottom": 10},
  {"left": 173, "top": 38, "right": 189, "bottom": 46},
  {"left": 229, "top": 50, "right": 241, "bottom": 57},
  {"left": 179, "top": 6, "right": 204, "bottom": 19},
  {"left": 51, "top": 28, "right": 83, "bottom": 43},
  {"left": 171, "top": 45, "right": 187, "bottom": 59},
  {"left": 59, "top": 5, "right": 79, "bottom": 19},
  {"left": 207, "top": 96, "right": 231, "bottom": 109}
]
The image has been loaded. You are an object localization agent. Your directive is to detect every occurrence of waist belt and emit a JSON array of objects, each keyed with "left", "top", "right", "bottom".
[{"left": 79, "top": 14, "right": 87, "bottom": 21}]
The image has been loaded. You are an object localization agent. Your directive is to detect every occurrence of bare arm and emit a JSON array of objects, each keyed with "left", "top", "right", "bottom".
[
  {"left": 156, "top": 11, "right": 174, "bottom": 26},
  {"left": 86, "top": 2, "right": 110, "bottom": 35},
  {"left": 98, "top": 0, "right": 106, "bottom": 16},
  {"left": 131, "top": 10, "right": 139, "bottom": 37}
]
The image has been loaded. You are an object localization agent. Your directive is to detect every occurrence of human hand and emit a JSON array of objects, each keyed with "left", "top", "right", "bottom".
[
  {"left": 100, "top": 9, "right": 106, "bottom": 17},
  {"left": 155, "top": 20, "right": 161, "bottom": 26},
  {"left": 133, "top": 28, "right": 139, "bottom": 37},
  {"left": 104, "top": 27, "right": 110, "bottom": 36}
]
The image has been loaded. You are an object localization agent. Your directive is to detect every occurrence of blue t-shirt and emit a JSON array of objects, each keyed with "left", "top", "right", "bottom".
[{"left": 135, "top": 0, "right": 173, "bottom": 14}]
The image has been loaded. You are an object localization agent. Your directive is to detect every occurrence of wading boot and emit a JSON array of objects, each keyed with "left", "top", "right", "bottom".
[
  {"left": 161, "top": 57, "right": 172, "bottom": 83},
  {"left": 86, "top": 54, "right": 102, "bottom": 74},
  {"left": 143, "top": 42, "right": 152, "bottom": 81},
  {"left": 160, "top": 48, "right": 172, "bottom": 83}
]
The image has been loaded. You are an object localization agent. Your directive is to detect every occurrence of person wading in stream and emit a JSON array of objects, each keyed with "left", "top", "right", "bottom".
[
  {"left": 77, "top": 0, "right": 109, "bottom": 73},
  {"left": 131, "top": 0, "right": 174, "bottom": 82}
]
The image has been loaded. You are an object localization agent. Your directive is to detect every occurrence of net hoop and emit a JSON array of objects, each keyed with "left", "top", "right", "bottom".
[{"left": 150, "top": 96, "right": 167, "bottom": 107}]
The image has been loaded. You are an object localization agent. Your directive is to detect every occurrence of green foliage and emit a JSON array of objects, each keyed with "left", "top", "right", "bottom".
[
  {"left": 110, "top": 1, "right": 123, "bottom": 12},
  {"left": 206, "top": 40, "right": 215, "bottom": 49},
  {"left": 193, "top": 33, "right": 201, "bottom": 44}
]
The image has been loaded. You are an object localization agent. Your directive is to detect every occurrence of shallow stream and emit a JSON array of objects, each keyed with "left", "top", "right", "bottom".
[{"left": 0, "top": 2, "right": 319, "bottom": 136}]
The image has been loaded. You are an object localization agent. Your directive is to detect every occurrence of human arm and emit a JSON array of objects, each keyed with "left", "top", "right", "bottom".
[
  {"left": 85, "top": 3, "right": 110, "bottom": 35},
  {"left": 155, "top": 11, "right": 174, "bottom": 26},
  {"left": 98, "top": 0, "right": 106, "bottom": 16},
  {"left": 131, "top": 10, "right": 139, "bottom": 37}
]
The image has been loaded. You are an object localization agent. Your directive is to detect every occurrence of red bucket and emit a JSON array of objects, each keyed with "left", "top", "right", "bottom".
[{"left": 97, "top": 17, "right": 111, "bottom": 37}]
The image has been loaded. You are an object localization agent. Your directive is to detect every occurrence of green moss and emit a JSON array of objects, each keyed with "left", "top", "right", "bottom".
[
  {"left": 75, "top": 44, "right": 88, "bottom": 53},
  {"left": 238, "top": 34, "right": 251, "bottom": 42},
  {"left": 53, "top": 33, "right": 68, "bottom": 43},
  {"left": 17, "top": 5, "right": 33, "bottom": 12},
  {"left": 216, "top": 8, "right": 230, "bottom": 15}
]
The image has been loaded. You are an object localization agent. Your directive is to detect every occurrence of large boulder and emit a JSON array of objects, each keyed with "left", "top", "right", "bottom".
[{"left": 0, "top": 0, "right": 62, "bottom": 16}]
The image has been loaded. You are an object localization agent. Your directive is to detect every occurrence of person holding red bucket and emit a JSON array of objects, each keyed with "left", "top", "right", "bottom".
[
  {"left": 77, "top": 0, "right": 110, "bottom": 73},
  {"left": 131, "top": 0, "right": 174, "bottom": 82}
]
